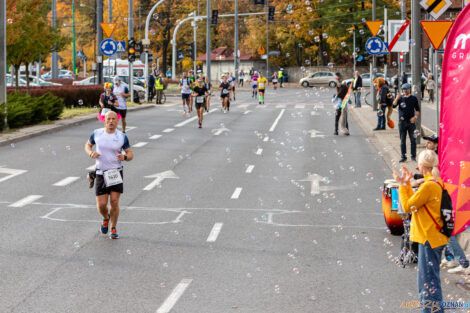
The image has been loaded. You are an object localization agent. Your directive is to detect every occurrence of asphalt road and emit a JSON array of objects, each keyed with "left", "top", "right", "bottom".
[{"left": 0, "top": 87, "right": 465, "bottom": 313}]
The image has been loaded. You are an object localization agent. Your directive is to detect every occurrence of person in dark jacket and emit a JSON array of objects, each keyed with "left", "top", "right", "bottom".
[
  {"left": 333, "top": 72, "right": 350, "bottom": 136},
  {"left": 148, "top": 73, "right": 156, "bottom": 101},
  {"left": 352, "top": 71, "right": 362, "bottom": 107},
  {"left": 373, "top": 78, "right": 388, "bottom": 130}
]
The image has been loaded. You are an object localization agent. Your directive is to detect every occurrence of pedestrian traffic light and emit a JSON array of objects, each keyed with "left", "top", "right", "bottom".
[
  {"left": 185, "top": 42, "right": 195, "bottom": 60},
  {"left": 128, "top": 38, "right": 136, "bottom": 62},
  {"left": 268, "top": 6, "right": 275, "bottom": 21},
  {"left": 254, "top": 0, "right": 266, "bottom": 4},
  {"left": 211, "top": 10, "right": 218, "bottom": 25}
]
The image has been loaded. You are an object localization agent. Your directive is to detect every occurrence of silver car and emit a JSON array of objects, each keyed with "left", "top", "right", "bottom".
[
  {"left": 299, "top": 72, "right": 338, "bottom": 88},
  {"left": 342, "top": 73, "right": 386, "bottom": 87}
]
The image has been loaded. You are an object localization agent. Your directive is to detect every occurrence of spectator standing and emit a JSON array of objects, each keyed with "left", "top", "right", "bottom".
[
  {"left": 425, "top": 74, "right": 436, "bottom": 103},
  {"left": 148, "top": 72, "right": 155, "bottom": 101},
  {"left": 155, "top": 73, "right": 165, "bottom": 104},
  {"left": 401, "top": 71, "right": 408, "bottom": 85},
  {"left": 352, "top": 71, "right": 362, "bottom": 107},
  {"left": 393, "top": 83, "right": 420, "bottom": 163},
  {"left": 373, "top": 78, "right": 387, "bottom": 131},
  {"left": 333, "top": 72, "right": 350, "bottom": 136},
  {"left": 166, "top": 67, "right": 172, "bottom": 79},
  {"left": 394, "top": 150, "right": 448, "bottom": 313},
  {"left": 239, "top": 70, "right": 245, "bottom": 87},
  {"left": 278, "top": 68, "right": 284, "bottom": 88}
]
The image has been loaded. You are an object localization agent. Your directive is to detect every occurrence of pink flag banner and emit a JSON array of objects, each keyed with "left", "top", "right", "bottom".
[{"left": 440, "top": 4, "right": 470, "bottom": 235}]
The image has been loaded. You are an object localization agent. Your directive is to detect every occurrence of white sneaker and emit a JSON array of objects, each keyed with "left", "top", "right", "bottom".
[
  {"left": 442, "top": 259, "right": 459, "bottom": 268},
  {"left": 448, "top": 265, "right": 470, "bottom": 274}
]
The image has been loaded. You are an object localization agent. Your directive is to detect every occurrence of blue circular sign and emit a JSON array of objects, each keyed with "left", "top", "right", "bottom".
[
  {"left": 100, "top": 39, "right": 117, "bottom": 56},
  {"left": 366, "top": 37, "right": 388, "bottom": 55}
]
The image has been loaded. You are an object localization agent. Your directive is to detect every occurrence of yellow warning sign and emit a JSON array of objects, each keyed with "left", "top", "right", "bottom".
[
  {"left": 420, "top": 21, "right": 453, "bottom": 50},
  {"left": 365, "top": 21, "right": 383, "bottom": 37},
  {"left": 257, "top": 45, "right": 266, "bottom": 55},
  {"left": 100, "top": 23, "right": 117, "bottom": 38}
]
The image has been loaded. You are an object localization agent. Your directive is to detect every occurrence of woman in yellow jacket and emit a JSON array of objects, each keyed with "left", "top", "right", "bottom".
[{"left": 394, "top": 149, "right": 448, "bottom": 313}]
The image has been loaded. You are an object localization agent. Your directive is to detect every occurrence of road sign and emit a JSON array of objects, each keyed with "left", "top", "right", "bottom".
[
  {"left": 388, "top": 20, "right": 410, "bottom": 52},
  {"left": 257, "top": 45, "right": 266, "bottom": 55},
  {"left": 268, "top": 51, "right": 280, "bottom": 55},
  {"left": 100, "top": 39, "right": 117, "bottom": 56},
  {"left": 76, "top": 50, "right": 84, "bottom": 57},
  {"left": 420, "top": 21, "right": 454, "bottom": 50},
  {"left": 366, "top": 37, "right": 389, "bottom": 55},
  {"left": 420, "top": 0, "right": 452, "bottom": 20},
  {"left": 116, "top": 41, "right": 126, "bottom": 53},
  {"left": 365, "top": 21, "right": 383, "bottom": 37},
  {"left": 100, "top": 23, "right": 117, "bottom": 38}
]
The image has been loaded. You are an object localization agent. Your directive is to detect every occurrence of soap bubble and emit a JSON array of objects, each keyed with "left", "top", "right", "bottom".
[
  {"left": 314, "top": 36, "right": 320, "bottom": 43},
  {"left": 392, "top": 61, "right": 397, "bottom": 66},
  {"left": 307, "top": 6, "right": 313, "bottom": 12},
  {"left": 322, "top": 51, "right": 328, "bottom": 56},
  {"left": 88, "top": 259, "right": 94, "bottom": 266},
  {"left": 295, "top": 24, "right": 301, "bottom": 30},
  {"left": 73, "top": 241, "right": 80, "bottom": 248},
  {"left": 359, "top": 29, "right": 365, "bottom": 35},
  {"left": 322, "top": 33, "right": 328, "bottom": 39},
  {"left": 341, "top": 42, "right": 347, "bottom": 48},
  {"left": 78, "top": 99, "right": 83, "bottom": 105}
]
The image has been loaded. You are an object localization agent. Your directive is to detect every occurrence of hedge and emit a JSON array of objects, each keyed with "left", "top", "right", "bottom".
[
  {"left": 0, "top": 92, "right": 64, "bottom": 130},
  {"left": 7, "top": 85, "right": 103, "bottom": 108}
]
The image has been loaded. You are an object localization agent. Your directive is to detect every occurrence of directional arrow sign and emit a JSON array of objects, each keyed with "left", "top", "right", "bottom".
[
  {"left": 0, "top": 166, "right": 27, "bottom": 183},
  {"left": 212, "top": 127, "right": 230, "bottom": 136},
  {"left": 143, "top": 170, "right": 179, "bottom": 191},
  {"left": 307, "top": 129, "right": 325, "bottom": 138},
  {"left": 420, "top": 21, "right": 453, "bottom": 50},
  {"left": 298, "top": 173, "right": 328, "bottom": 196}
]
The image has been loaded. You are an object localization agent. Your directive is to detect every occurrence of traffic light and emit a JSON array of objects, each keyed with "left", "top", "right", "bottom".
[
  {"left": 424, "top": 48, "right": 429, "bottom": 62},
  {"left": 128, "top": 38, "right": 136, "bottom": 62},
  {"left": 135, "top": 41, "right": 143, "bottom": 55},
  {"left": 254, "top": 0, "right": 266, "bottom": 4},
  {"left": 268, "top": 6, "right": 275, "bottom": 21},
  {"left": 211, "top": 10, "right": 218, "bottom": 25},
  {"left": 185, "top": 42, "right": 195, "bottom": 60},
  {"left": 177, "top": 49, "right": 184, "bottom": 61}
]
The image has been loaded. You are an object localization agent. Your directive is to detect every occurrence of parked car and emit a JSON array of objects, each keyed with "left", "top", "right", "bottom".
[
  {"left": 42, "top": 69, "right": 74, "bottom": 80},
  {"left": 342, "top": 73, "right": 387, "bottom": 87},
  {"left": 6, "top": 74, "right": 39, "bottom": 87},
  {"left": 20, "top": 75, "right": 62, "bottom": 86},
  {"left": 300, "top": 71, "right": 338, "bottom": 88},
  {"left": 72, "top": 76, "right": 145, "bottom": 100}
]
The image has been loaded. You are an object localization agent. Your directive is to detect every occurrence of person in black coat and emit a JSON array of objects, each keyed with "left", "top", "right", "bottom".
[{"left": 352, "top": 71, "right": 362, "bottom": 107}]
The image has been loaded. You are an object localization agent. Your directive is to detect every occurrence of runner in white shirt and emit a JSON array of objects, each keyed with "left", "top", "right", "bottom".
[
  {"left": 112, "top": 77, "right": 130, "bottom": 133},
  {"left": 179, "top": 72, "right": 193, "bottom": 115},
  {"left": 85, "top": 111, "right": 133, "bottom": 239}
]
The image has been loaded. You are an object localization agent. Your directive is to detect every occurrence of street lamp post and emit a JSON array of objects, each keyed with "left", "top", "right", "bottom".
[
  {"left": 72, "top": 0, "right": 76, "bottom": 77},
  {"left": 1, "top": 0, "right": 7, "bottom": 130}
]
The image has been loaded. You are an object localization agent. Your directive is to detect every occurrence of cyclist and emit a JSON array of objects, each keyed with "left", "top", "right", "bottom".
[
  {"left": 179, "top": 72, "right": 192, "bottom": 115},
  {"left": 204, "top": 76, "right": 212, "bottom": 112},
  {"left": 219, "top": 74, "right": 231, "bottom": 113},
  {"left": 251, "top": 71, "right": 259, "bottom": 98},
  {"left": 257, "top": 71, "right": 268, "bottom": 105},
  {"left": 192, "top": 79, "right": 209, "bottom": 128}
]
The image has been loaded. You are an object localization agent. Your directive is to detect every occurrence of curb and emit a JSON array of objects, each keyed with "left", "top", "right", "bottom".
[{"left": 0, "top": 103, "right": 160, "bottom": 147}]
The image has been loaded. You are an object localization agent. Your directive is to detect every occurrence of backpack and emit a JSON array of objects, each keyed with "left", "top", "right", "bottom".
[
  {"left": 423, "top": 180, "right": 455, "bottom": 237},
  {"left": 380, "top": 86, "right": 394, "bottom": 106}
]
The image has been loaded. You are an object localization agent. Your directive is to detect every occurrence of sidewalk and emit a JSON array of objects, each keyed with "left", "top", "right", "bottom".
[
  {"left": 349, "top": 104, "right": 470, "bottom": 256},
  {"left": 0, "top": 101, "right": 175, "bottom": 147}
]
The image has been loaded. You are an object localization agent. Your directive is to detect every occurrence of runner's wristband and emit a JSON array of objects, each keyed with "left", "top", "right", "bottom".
[{"left": 124, "top": 155, "right": 128, "bottom": 161}]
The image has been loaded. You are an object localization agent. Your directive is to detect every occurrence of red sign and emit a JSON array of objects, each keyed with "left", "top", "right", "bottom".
[
  {"left": 440, "top": 5, "right": 470, "bottom": 235},
  {"left": 388, "top": 20, "right": 410, "bottom": 52}
]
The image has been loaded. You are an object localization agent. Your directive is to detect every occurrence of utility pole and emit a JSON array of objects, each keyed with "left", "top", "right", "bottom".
[
  {"left": 411, "top": 0, "right": 422, "bottom": 144},
  {"left": 97, "top": 0, "right": 103, "bottom": 84},
  {"left": 1, "top": 0, "right": 7, "bottom": 130},
  {"left": 265, "top": 0, "right": 269, "bottom": 77},
  {"left": 234, "top": 0, "right": 239, "bottom": 82},
  {"left": 384, "top": 6, "right": 388, "bottom": 83},
  {"left": 51, "top": 0, "right": 59, "bottom": 79},
  {"left": 193, "top": 10, "right": 197, "bottom": 75},
  {"left": 372, "top": 0, "right": 377, "bottom": 111},
  {"left": 206, "top": 0, "right": 211, "bottom": 81},
  {"left": 128, "top": 0, "right": 134, "bottom": 101},
  {"left": 108, "top": 0, "right": 112, "bottom": 23},
  {"left": 352, "top": 27, "right": 356, "bottom": 74},
  {"left": 72, "top": 0, "right": 76, "bottom": 78}
]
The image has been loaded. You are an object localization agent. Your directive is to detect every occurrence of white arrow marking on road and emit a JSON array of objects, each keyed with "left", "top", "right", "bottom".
[
  {"left": 298, "top": 173, "right": 328, "bottom": 196},
  {"left": 9, "top": 195, "right": 43, "bottom": 208},
  {"left": 207, "top": 222, "right": 224, "bottom": 242},
  {"left": 231, "top": 187, "right": 243, "bottom": 199},
  {"left": 213, "top": 127, "right": 230, "bottom": 136},
  {"left": 269, "top": 109, "right": 285, "bottom": 132},
  {"left": 143, "top": 170, "right": 179, "bottom": 191},
  {"left": 132, "top": 142, "right": 148, "bottom": 148},
  {"left": 0, "top": 166, "right": 27, "bottom": 183},
  {"left": 162, "top": 128, "right": 174, "bottom": 133},
  {"left": 256, "top": 148, "right": 263, "bottom": 155},
  {"left": 246, "top": 165, "right": 255, "bottom": 173},
  {"left": 53, "top": 177, "right": 80, "bottom": 187},
  {"left": 295, "top": 104, "right": 305, "bottom": 109},
  {"left": 156, "top": 279, "right": 193, "bottom": 313},
  {"left": 308, "top": 129, "right": 326, "bottom": 138},
  {"left": 263, "top": 136, "right": 269, "bottom": 142},
  {"left": 243, "top": 110, "right": 252, "bottom": 115},
  {"left": 149, "top": 134, "right": 162, "bottom": 140}
]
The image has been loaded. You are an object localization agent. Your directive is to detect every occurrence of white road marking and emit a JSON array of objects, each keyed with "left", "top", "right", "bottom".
[
  {"left": 263, "top": 136, "right": 269, "bottom": 142},
  {"left": 213, "top": 127, "right": 230, "bottom": 136},
  {"left": 209, "top": 108, "right": 217, "bottom": 113},
  {"left": 9, "top": 195, "right": 43, "bottom": 208},
  {"left": 120, "top": 126, "right": 136, "bottom": 132},
  {"left": 246, "top": 165, "right": 255, "bottom": 173},
  {"left": 156, "top": 279, "right": 193, "bottom": 313},
  {"left": 175, "top": 116, "right": 198, "bottom": 127},
  {"left": 0, "top": 167, "right": 27, "bottom": 183},
  {"left": 207, "top": 222, "right": 224, "bottom": 242},
  {"left": 132, "top": 142, "right": 148, "bottom": 148},
  {"left": 162, "top": 128, "right": 174, "bottom": 133},
  {"left": 53, "top": 176, "right": 80, "bottom": 187},
  {"left": 86, "top": 165, "right": 96, "bottom": 171},
  {"left": 231, "top": 187, "right": 243, "bottom": 199},
  {"left": 149, "top": 134, "right": 162, "bottom": 140},
  {"left": 243, "top": 110, "right": 252, "bottom": 115},
  {"left": 256, "top": 148, "right": 263, "bottom": 155},
  {"left": 143, "top": 170, "right": 179, "bottom": 191},
  {"left": 295, "top": 104, "right": 305, "bottom": 109},
  {"left": 276, "top": 104, "right": 286, "bottom": 108},
  {"left": 269, "top": 109, "right": 285, "bottom": 132}
]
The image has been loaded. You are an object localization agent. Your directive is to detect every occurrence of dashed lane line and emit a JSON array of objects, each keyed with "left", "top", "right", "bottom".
[
  {"left": 53, "top": 177, "right": 80, "bottom": 187},
  {"left": 245, "top": 165, "right": 255, "bottom": 173},
  {"left": 206, "top": 223, "right": 224, "bottom": 242},
  {"left": 231, "top": 187, "right": 243, "bottom": 199},
  {"left": 269, "top": 109, "right": 285, "bottom": 132},
  {"left": 132, "top": 142, "right": 149, "bottom": 148},
  {"left": 156, "top": 279, "right": 193, "bottom": 313},
  {"left": 9, "top": 195, "right": 43, "bottom": 208},
  {"left": 256, "top": 148, "right": 263, "bottom": 155},
  {"left": 149, "top": 134, "right": 162, "bottom": 140}
]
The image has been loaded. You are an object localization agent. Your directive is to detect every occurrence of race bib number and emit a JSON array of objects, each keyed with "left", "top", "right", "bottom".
[
  {"left": 103, "top": 169, "right": 122, "bottom": 187},
  {"left": 259, "top": 83, "right": 264, "bottom": 88},
  {"left": 222, "top": 89, "right": 229, "bottom": 94},
  {"left": 196, "top": 96, "right": 204, "bottom": 104},
  {"left": 101, "top": 108, "right": 111, "bottom": 117},
  {"left": 272, "top": 79, "right": 278, "bottom": 83}
]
